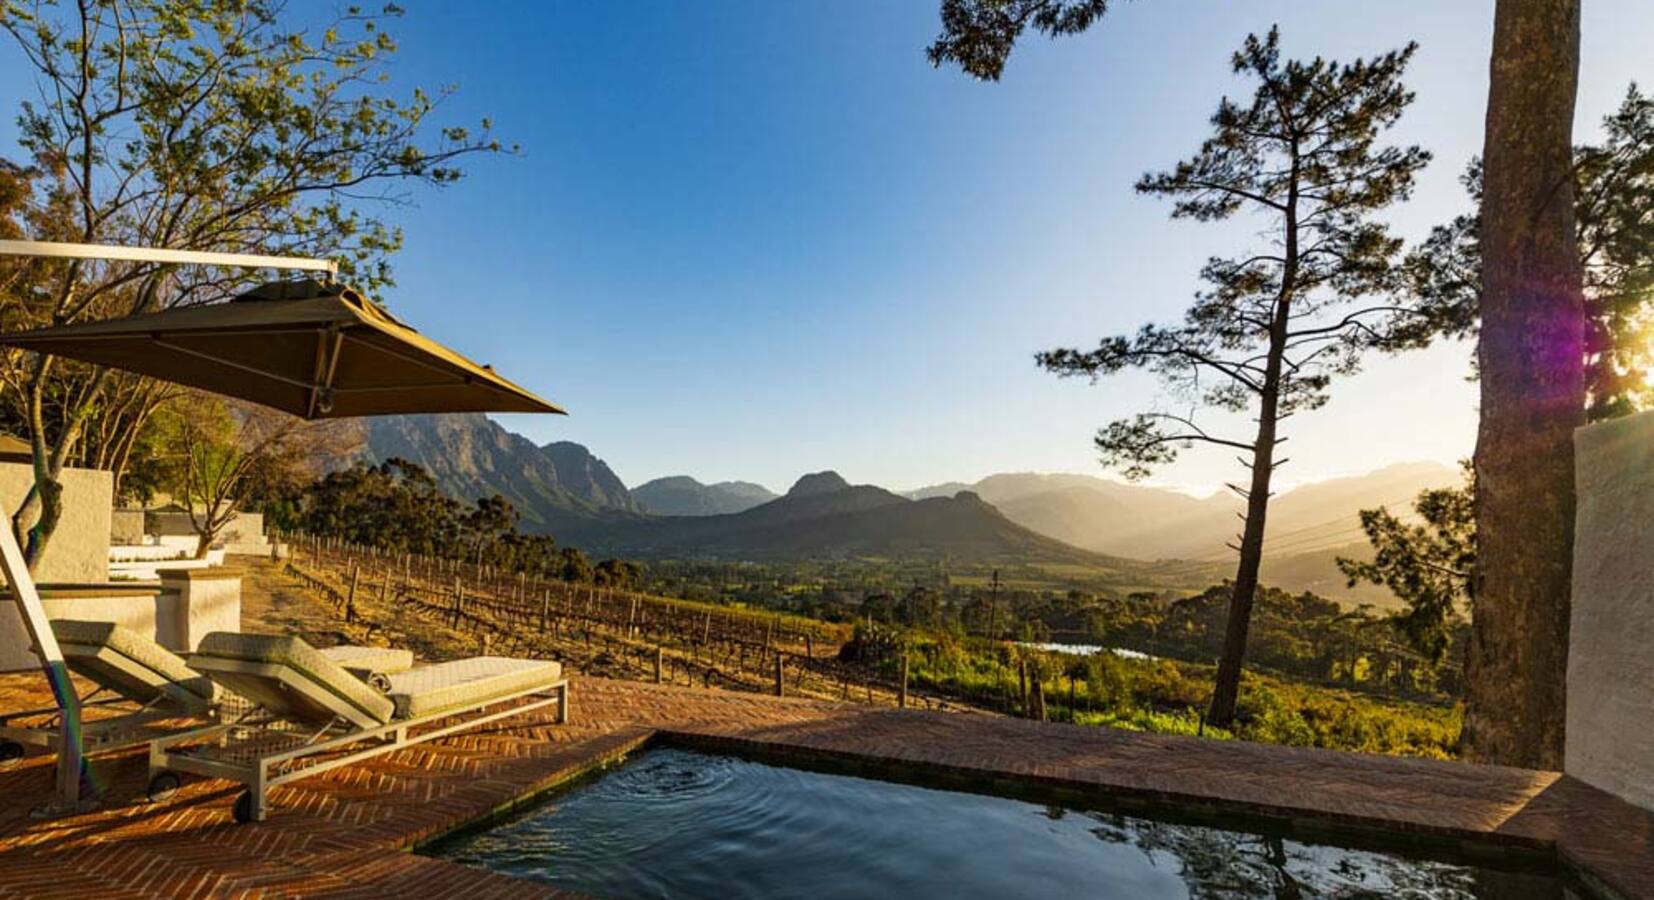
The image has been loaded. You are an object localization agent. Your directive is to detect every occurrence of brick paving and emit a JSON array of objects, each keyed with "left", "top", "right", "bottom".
[{"left": 0, "top": 673, "right": 1649, "bottom": 899}]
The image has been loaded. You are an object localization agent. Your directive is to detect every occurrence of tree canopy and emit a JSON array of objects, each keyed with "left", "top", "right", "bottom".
[{"left": 0, "top": 0, "right": 507, "bottom": 564}]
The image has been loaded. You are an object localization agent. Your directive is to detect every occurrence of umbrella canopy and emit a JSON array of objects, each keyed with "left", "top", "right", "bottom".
[{"left": 0, "top": 279, "right": 564, "bottom": 419}]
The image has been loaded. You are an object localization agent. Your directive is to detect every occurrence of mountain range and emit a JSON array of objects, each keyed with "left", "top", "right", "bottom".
[
  {"left": 556, "top": 471, "right": 1110, "bottom": 563},
  {"left": 347, "top": 414, "right": 1459, "bottom": 606},
  {"left": 355, "top": 414, "right": 639, "bottom": 531},
  {"left": 632, "top": 476, "right": 777, "bottom": 516}
]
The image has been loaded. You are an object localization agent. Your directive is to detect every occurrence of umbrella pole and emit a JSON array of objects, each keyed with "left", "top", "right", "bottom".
[{"left": 0, "top": 520, "right": 86, "bottom": 815}]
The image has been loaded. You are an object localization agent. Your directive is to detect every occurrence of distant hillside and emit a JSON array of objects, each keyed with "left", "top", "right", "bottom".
[
  {"left": 562, "top": 471, "right": 1111, "bottom": 564},
  {"left": 358, "top": 414, "right": 639, "bottom": 530},
  {"left": 907, "top": 463, "right": 1458, "bottom": 606},
  {"left": 633, "top": 476, "right": 778, "bottom": 516},
  {"left": 910, "top": 463, "right": 1457, "bottom": 562},
  {"left": 1259, "top": 541, "right": 1403, "bottom": 611}
]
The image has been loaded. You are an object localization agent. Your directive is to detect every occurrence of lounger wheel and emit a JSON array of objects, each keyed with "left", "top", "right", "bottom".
[
  {"left": 0, "top": 740, "right": 23, "bottom": 770},
  {"left": 146, "top": 772, "right": 181, "bottom": 803},
  {"left": 232, "top": 789, "right": 256, "bottom": 824}
]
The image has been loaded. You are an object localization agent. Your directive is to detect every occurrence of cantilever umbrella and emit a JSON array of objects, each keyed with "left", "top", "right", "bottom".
[
  {"left": 0, "top": 245, "right": 563, "bottom": 814},
  {"left": 0, "top": 278, "right": 564, "bottom": 419}
]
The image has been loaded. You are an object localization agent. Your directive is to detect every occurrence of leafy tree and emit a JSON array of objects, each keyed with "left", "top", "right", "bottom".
[
  {"left": 154, "top": 393, "right": 346, "bottom": 557},
  {"left": 1386, "top": 85, "right": 1649, "bottom": 764},
  {"left": 1036, "top": 30, "right": 1427, "bottom": 726},
  {"left": 462, "top": 494, "right": 518, "bottom": 565},
  {"left": 558, "top": 547, "right": 594, "bottom": 584},
  {"left": 594, "top": 558, "right": 644, "bottom": 589},
  {"left": 0, "top": 0, "right": 505, "bottom": 567},
  {"left": 1338, "top": 467, "right": 1475, "bottom": 665},
  {"left": 928, "top": 0, "right": 1588, "bottom": 773},
  {"left": 300, "top": 458, "right": 463, "bottom": 555}
]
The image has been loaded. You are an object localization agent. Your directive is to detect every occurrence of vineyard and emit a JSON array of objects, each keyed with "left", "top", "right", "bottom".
[{"left": 280, "top": 536, "right": 975, "bottom": 712}]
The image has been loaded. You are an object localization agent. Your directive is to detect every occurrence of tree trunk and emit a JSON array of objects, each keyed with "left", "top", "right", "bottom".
[
  {"left": 1206, "top": 423, "right": 1278, "bottom": 727},
  {"left": 1208, "top": 225, "right": 1295, "bottom": 728},
  {"left": 1465, "top": 0, "right": 1582, "bottom": 770}
]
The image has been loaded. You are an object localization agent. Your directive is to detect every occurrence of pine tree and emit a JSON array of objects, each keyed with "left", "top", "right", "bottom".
[{"left": 1035, "top": 30, "right": 1428, "bottom": 726}]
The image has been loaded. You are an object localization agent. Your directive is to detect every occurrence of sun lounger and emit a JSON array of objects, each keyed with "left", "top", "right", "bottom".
[
  {"left": 0, "top": 622, "right": 416, "bottom": 773},
  {"left": 0, "top": 620, "right": 219, "bottom": 771},
  {"left": 146, "top": 632, "right": 569, "bottom": 822}
]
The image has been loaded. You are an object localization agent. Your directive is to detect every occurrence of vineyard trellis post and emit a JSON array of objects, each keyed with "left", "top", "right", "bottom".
[{"left": 346, "top": 563, "right": 360, "bottom": 624}]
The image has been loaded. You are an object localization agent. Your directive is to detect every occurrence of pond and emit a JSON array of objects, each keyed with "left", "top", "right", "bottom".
[
  {"left": 1016, "top": 641, "right": 1155, "bottom": 659},
  {"left": 428, "top": 748, "right": 1576, "bottom": 899}
]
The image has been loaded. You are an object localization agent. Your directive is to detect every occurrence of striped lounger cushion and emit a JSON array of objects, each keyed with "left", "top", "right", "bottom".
[
  {"left": 193, "top": 632, "right": 397, "bottom": 726},
  {"left": 52, "top": 619, "right": 215, "bottom": 712},
  {"left": 384, "top": 657, "right": 562, "bottom": 719}
]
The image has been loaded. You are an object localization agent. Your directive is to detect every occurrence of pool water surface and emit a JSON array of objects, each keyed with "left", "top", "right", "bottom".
[{"left": 428, "top": 748, "right": 1571, "bottom": 899}]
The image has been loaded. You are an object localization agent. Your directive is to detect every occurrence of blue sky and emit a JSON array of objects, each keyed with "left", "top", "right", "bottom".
[{"left": 6, "top": 2, "right": 1653, "bottom": 495}]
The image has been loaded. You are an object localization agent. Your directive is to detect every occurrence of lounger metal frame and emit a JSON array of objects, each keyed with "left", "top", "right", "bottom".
[
  {"left": 0, "top": 686, "right": 211, "bottom": 761},
  {"left": 147, "top": 665, "right": 569, "bottom": 823}
]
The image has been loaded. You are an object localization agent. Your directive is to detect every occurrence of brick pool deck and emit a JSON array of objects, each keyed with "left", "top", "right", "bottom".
[{"left": 0, "top": 673, "right": 1650, "bottom": 899}]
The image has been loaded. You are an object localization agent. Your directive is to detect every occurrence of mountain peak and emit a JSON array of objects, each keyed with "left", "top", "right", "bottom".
[
  {"left": 633, "top": 476, "right": 778, "bottom": 516},
  {"left": 787, "top": 470, "right": 851, "bottom": 497}
]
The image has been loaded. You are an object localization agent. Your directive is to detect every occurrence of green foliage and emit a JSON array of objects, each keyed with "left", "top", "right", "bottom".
[
  {"left": 1338, "top": 465, "right": 1474, "bottom": 664},
  {"left": 895, "top": 635, "right": 1460, "bottom": 758},
  {"left": 558, "top": 547, "right": 593, "bottom": 583},
  {"left": 1387, "top": 86, "right": 1654, "bottom": 421},
  {"left": 593, "top": 557, "right": 644, "bottom": 589},
  {"left": 927, "top": 0, "right": 1113, "bottom": 80},
  {"left": 0, "top": 0, "right": 508, "bottom": 560},
  {"left": 288, "top": 457, "right": 634, "bottom": 582}
]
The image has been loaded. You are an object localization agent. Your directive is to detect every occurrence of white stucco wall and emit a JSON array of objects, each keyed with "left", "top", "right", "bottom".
[
  {"left": 158, "top": 570, "right": 242, "bottom": 651},
  {"left": 110, "top": 508, "right": 145, "bottom": 545},
  {"left": 0, "top": 461, "right": 113, "bottom": 584},
  {"left": 0, "top": 586, "right": 168, "bottom": 672},
  {"left": 1568, "top": 409, "right": 1654, "bottom": 811}
]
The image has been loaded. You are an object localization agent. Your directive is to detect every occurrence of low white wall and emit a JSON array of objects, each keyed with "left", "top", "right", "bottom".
[
  {"left": 110, "top": 508, "right": 145, "bottom": 545},
  {"left": 144, "top": 509, "right": 265, "bottom": 553},
  {"left": 0, "top": 585, "right": 170, "bottom": 672},
  {"left": 1569, "top": 410, "right": 1654, "bottom": 811},
  {"left": 220, "top": 512, "right": 264, "bottom": 547},
  {"left": 0, "top": 461, "right": 112, "bottom": 584},
  {"left": 158, "top": 570, "right": 241, "bottom": 652}
]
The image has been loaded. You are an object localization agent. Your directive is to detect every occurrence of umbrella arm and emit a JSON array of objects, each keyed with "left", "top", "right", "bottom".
[{"left": 0, "top": 519, "right": 89, "bottom": 816}]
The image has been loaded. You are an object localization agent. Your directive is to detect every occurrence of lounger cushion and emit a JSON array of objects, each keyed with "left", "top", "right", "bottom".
[
  {"left": 385, "top": 656, "right": 562, "bottom": 719},
  {"left": 193, "top": 632, "right": 395, "bottom": 726},
  {"left": 51, "top": 619, "right": 215, "bottom": 712},
  {"left": 317, "top": 645, "right": 415, "bottom": 683}
]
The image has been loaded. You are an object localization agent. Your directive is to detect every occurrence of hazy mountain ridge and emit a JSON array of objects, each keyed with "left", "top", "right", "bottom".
[
  {"left": 632, "top": 476, "right": 777, "bottom": 516},
  {"left": 908, "top": 462, "right": 1458, "bottom": 562}
]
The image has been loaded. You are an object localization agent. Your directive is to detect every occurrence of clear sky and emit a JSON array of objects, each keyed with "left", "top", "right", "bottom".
[{"left": 5, "top": 2, "right": 1652, "bottom": 495}]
